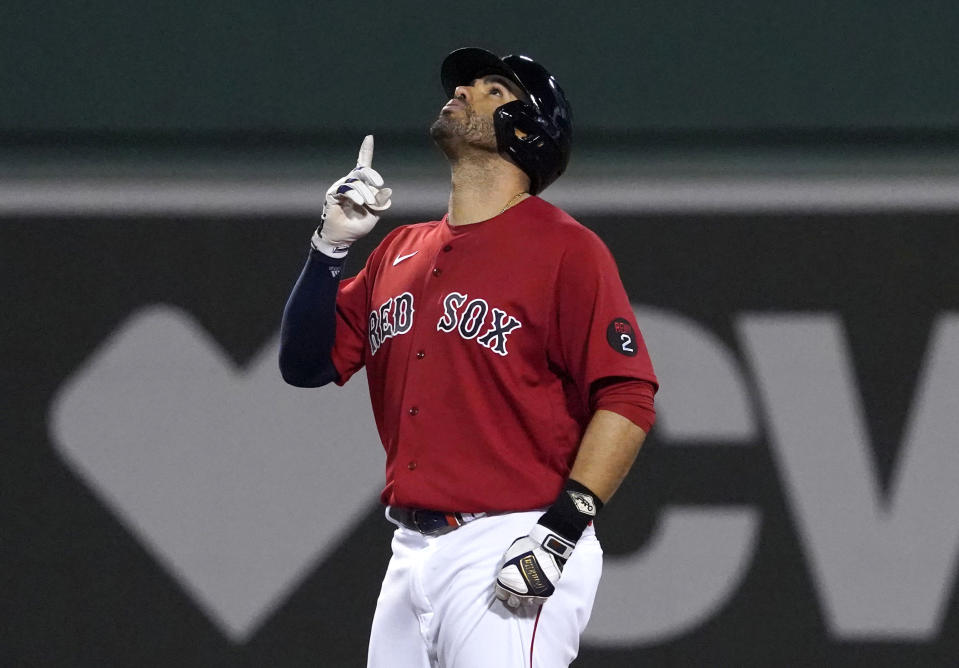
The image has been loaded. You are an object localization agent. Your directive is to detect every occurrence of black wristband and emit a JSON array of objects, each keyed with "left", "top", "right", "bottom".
[{"left": 537, "top": 479, "right": 605, "bottom": 544}]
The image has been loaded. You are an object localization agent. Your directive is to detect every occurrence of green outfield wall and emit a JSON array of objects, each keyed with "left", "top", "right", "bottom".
[{"left": 3, "top": 0, "right": 958, "bottom": 140}]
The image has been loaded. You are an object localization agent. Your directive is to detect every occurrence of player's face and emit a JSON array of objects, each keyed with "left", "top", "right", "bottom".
[{"left": 429, "top": 76, "right": 523, "bottom": 153}]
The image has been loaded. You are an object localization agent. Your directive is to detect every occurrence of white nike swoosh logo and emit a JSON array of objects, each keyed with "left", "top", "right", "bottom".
[{"left": 392, "top": 251, "right": 419, "bottom": 266}]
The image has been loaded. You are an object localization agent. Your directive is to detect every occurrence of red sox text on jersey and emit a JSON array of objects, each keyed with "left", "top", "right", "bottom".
[{"left": 369, "top": 291, "right": 523, "bottom": 357}]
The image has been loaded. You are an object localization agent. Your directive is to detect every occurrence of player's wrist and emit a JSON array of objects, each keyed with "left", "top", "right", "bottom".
[
  {"left": 537, "top": 479, "right": 604, "bottom": 544},
  {"left": 311, "top": 228, "right": 352, "bottom": 259}
]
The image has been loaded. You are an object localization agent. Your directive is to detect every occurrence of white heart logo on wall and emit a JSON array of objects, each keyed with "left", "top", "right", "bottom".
[{"left": 48, "top": 305, "right": 383, "bottom": 642}]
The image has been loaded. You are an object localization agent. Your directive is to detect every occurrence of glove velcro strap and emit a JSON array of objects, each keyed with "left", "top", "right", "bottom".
[
  {"left": 537, "top": 479, "right": 605, "bottom": 544},
  {"left": 311, "top": 229, "right": 351, "bottom": 258},
  {"left": 529, "top": 523, "right": 575, "bottom": 561}
]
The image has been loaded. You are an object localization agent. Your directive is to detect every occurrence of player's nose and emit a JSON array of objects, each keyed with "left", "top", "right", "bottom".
[{"left": 453, "top": 84, "right": 472, "bottom": 103}]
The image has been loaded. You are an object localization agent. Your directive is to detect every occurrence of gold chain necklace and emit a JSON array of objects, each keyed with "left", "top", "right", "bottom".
[{"left": 498, "top": 191, "right": 528, "bottom": 215}]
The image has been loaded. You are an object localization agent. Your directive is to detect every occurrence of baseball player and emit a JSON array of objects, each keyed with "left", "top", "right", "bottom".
[{"left": 280, "top": 47, "right": 657, "bottom": 667}]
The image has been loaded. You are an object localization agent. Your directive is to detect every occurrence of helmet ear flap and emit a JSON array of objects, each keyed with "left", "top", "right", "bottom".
[
  {"left": 494, "top": 101, "right": 561, "bottom": 196},
  {"left": 493, "top": 101, "right": 536, "bottom": 144}
]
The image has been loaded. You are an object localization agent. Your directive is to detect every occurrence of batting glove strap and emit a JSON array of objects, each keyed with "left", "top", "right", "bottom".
[
  {"left": 529, "top": 522, "right": 576, "bottom": 561},
  {"left": 311, "top": 226, "right": 352, "bottom": 258}
]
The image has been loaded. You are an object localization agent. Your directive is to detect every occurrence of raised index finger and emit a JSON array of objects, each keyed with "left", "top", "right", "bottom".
[{"left": 357, "top": 134, "right": 374, "bottom": 168}]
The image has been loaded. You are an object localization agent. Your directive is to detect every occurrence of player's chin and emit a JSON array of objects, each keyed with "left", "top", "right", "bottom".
[{"left": 429, "top": 115, "right": 460, "bottom": 142}]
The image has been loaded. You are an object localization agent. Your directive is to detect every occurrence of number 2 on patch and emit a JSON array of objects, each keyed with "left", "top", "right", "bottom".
[{"left": 606, "top": 318, "right": 638, "bottom": 357}]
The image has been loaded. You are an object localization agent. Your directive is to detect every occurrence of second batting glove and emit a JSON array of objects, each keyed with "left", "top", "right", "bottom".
[
  {"left": 494, "top": 479, "right": 604, "bottom": 609},
  {"left": 494, "top": 524, "right": 575, "bottom": 608}
]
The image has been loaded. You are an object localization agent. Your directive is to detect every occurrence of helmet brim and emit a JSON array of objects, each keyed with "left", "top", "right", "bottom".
[{"left": 440, "top": 47, "right": 529, "bottom": 100}]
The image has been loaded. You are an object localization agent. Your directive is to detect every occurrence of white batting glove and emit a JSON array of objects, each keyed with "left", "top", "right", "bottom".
[
  {"left": 494, "top": 523, "right": 575, "bottom": 608},
  {"left": 311, "top": 134, "right": 393, "bottom": 258}
]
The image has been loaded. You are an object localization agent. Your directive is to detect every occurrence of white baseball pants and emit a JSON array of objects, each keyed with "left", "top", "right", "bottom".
[{"left": 367, "top": 508, "right": 603, "bottom": 668}]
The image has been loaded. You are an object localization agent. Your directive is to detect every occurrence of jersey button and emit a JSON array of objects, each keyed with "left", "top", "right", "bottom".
[
  {"left": 442, "top": 245, "right": 453, "bottom": 252},
  {"left": 432, "top": 267, "right": 442, "bottom": 277},
  {"left": 408, "top": 407, "right": 419, "bottom": 416},
  {"left": 408, "top": 461, "right": 417, "bottom": 471},
  {"left": 416, "top": 350, "right": 426, "bottom": 359}
]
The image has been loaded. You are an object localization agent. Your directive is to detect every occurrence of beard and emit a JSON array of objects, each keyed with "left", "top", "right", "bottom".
[{"left": 429, "top": 105, "right": 498, "bottom": 157}]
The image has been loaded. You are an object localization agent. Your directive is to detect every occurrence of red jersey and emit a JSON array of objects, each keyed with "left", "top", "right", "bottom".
[{"left": 330, "top": 196, "right": 657, "bottom": 512}]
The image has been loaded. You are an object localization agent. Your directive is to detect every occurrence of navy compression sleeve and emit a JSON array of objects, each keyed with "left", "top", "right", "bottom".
[{"left": 279, "top": 249, "right": 346, "bottom": 387}]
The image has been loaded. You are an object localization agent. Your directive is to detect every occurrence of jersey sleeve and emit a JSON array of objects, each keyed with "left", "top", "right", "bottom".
[
  {"left": 329, "top": 272, "right": 368, "bottom": 385},
  {"left": 591, "top": 377, "right": 657, "bottom": 433},
  {"left": 329, "top": 226, "right": 405, "bottom": 385},
  {"left": 548, "top": 228, "right": 658, "bottom": 407}
]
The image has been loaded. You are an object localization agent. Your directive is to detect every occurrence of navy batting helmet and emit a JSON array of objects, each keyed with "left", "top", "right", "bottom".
[{"left": 440, "top": 47, "right": 572, "bottom": 196}]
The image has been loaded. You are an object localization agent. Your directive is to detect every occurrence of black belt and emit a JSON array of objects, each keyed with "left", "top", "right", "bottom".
[{"left": 387, "top": 507, "right": 487, "bottom": 536}]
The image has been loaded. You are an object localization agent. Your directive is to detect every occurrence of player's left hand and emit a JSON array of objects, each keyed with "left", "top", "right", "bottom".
[{"left": 494, "top": 523, "right": 576, "bottom": 608}]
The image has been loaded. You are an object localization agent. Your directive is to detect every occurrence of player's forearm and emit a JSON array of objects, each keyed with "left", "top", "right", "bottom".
[
  {"left": 500, "top": 409, "right": 646, "bottom": 602},
  {"left": 279, "top": 249, "right": 344, "bottom": 387},
  {"left": 568, "top": 409, "right": 647, "bottom": 504}
]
